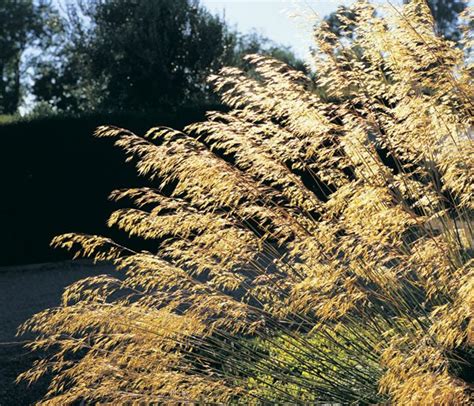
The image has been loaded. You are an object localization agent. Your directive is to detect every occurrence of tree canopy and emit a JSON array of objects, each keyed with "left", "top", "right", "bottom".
[
  {"left": 5, "top": 0, "right": 466, "bottom": 115},
  {"left": 0, "top": 0, "right": 59, "bottom": 114},
  {"left": 31, "top": 0, "right": 305, "bottom": 113}
]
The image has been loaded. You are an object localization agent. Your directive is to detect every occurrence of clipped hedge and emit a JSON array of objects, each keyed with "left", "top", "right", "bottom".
[{"left": 0, "top": 107, "right": 223, "bottom": 265}]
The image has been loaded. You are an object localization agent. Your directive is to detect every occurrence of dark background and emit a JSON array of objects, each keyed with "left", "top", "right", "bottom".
[{"left": 0, "top": 107, "right": 221, "bottom": 265}]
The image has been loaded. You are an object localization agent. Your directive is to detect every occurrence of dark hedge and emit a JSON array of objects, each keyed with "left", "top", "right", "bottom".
[{"left": 0, "top": 106, "right": 223, "bottom": 265}]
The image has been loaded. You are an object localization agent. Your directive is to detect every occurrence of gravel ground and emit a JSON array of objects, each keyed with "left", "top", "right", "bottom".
[{"left": 0, "top": 260, "right": 114, "bottom": 405}]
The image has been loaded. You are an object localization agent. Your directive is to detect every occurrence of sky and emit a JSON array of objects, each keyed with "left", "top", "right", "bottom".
[{"left": 201, "top": 0, "right": 354, "bottom": 60}]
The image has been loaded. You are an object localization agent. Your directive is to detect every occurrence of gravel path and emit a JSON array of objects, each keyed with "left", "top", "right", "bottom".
[{"left": 0, "top": 260, "right": 114, "bottom": 405}]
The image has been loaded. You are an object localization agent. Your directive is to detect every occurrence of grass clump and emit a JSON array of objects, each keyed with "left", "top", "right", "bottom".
[{"left": 19, "top": 1, "right": 473, "bottom": 404}]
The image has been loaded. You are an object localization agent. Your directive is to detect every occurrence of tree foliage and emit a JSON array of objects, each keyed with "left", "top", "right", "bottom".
[
  {"left": 0, "top": 0, "right": 59, "bottom": 114},
  {"left": 32, "top": 0, "right": 305, "bottom": 113}
]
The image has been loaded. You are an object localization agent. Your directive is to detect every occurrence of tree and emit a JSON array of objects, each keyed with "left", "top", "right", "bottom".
[
  {"left": 32, "top": 0, "right": 305, "bottom": 113},
  {"left": 0, "top": 0, "right": 58, "bottom": 114},
  {"left": 33, "top": 0, "right": 236, "bottom": 112},
  {"left": 229, "top": 30, "right": 309, "bottom": 74}
]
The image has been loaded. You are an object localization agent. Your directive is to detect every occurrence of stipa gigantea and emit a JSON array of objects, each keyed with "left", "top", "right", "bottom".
[{"left": 19, "top": 1, "right": 473, "bottom": 404}]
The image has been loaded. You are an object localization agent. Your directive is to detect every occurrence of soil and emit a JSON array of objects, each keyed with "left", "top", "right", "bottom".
[{"left": 0, "top": 260, "right": 114, "bottom": 405}]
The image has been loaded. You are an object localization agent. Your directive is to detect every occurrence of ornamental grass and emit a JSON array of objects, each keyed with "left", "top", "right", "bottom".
[{"left": 20, "top": 1, "right": 473, "bottom": 404}]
